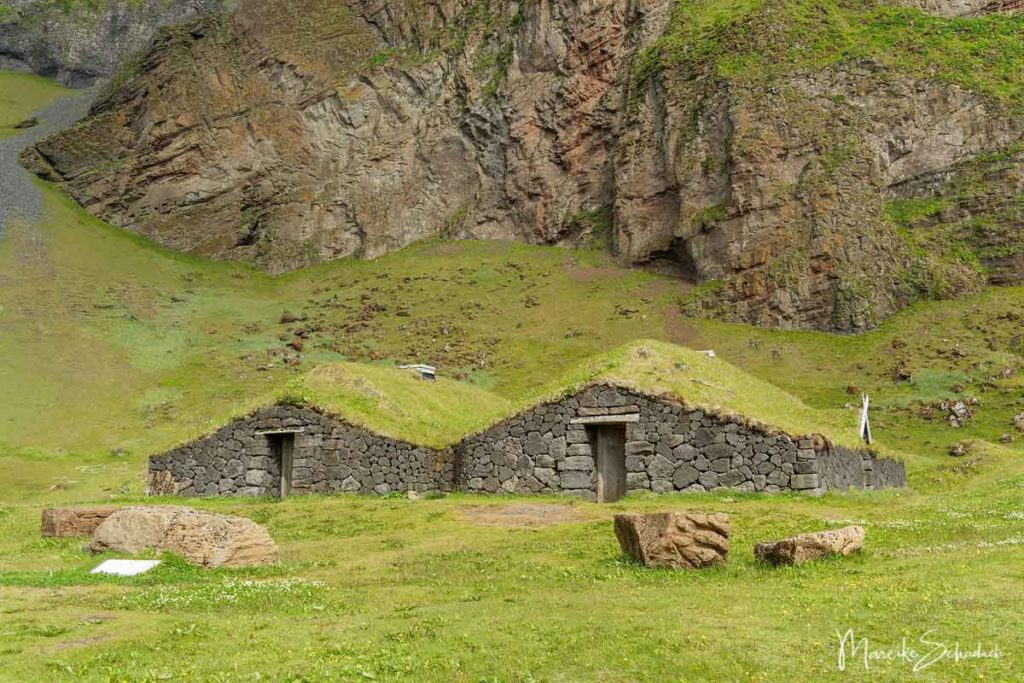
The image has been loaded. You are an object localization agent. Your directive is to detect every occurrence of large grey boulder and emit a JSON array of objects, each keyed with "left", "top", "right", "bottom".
[
  {"left": 755, "top": 526, "right": 865, "bottom": 566},
  {"left": 614, "top": 512, "right": 730, "bottom": 570},
  {"left": 88, "top": 506, "right": 277, "bottom": 568}
]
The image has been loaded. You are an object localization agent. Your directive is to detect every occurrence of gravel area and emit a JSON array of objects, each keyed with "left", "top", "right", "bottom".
[{"left": 0, "top": 86, "right": 97, "bottom": 236}]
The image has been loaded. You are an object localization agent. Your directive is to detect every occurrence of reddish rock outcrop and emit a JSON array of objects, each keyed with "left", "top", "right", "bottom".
[
  {"left": 614, "top": 512, "right": 730, "bottom": 570},
  {"left": 41, "top": 506, "right": 119, "bottom": 538}
]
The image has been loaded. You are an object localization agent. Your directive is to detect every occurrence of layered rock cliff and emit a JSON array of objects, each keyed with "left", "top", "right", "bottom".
[
  {"left": 20, "top": 0, "right": 1024, "bottom": 330},
  {"left": 0, "top": 0, "right": 222, "bottom": 86}
]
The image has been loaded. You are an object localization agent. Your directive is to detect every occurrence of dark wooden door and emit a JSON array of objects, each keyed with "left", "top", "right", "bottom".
[
  {"left": 280, "top": 434, "right": 294, "bottom": 498},
  {"left": 595, "top": 426, "right": 626, "bottom": 503}
]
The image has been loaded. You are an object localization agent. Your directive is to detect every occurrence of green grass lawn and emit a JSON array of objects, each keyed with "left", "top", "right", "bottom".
[
  {"left": 1, "top": 72, "right": 1023, "bottom": 681},
  {"left": 1, "top": 465, "right": 1022, "bottom": 681},
  {"left": 0, "top": 71, "right": 70, "bottom": 139}
]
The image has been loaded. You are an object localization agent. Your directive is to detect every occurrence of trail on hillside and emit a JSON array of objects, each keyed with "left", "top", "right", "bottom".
[{"left": 0, "top": 86, "right": 95, "bottom": 235}]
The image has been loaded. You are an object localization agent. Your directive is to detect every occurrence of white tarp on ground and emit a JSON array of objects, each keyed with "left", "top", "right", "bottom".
[{"left": 90, "top": 559, "right": 161, "bottom": 576}]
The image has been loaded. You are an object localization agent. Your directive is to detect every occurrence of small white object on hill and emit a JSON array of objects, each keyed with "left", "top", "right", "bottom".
[
  {"left": 860, "top": 394, "right": 872, "bottom": 445},
  {"left": 698, "top": 350, "right": 716, "bottom": 358},
  {"left": 90, "top": 559, "right": 161, "bottom": 576},
  {"left": 400, "top": 364, "right": 436, "bottom": 381}
]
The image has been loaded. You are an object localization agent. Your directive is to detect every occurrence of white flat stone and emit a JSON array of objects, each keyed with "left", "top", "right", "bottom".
[{"left": 90, "top": 559, "right": 162, "bottom": 576}]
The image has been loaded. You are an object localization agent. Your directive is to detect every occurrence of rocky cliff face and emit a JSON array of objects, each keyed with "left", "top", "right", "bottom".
[
  {"left": 20, "top": 0, "right": 1024, "bottom": 330},
  {"left": 0, "top": 0, "right": 223, "bottom": 86}
]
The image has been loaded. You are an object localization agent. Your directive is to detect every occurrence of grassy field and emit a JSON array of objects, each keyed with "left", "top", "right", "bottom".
[
  {"left": 1, "top": 73, "right": 1023, "bottom": 680},
  {"left": 0, "top": 71, "right": 69, "bottom": 139}
]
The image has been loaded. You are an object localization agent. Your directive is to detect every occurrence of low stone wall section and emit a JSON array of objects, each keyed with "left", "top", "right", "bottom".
[{"left": 149, "top": 405, "right": 453, "bottom": 497}]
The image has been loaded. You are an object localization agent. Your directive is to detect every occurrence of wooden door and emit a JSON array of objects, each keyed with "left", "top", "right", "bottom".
[
  {"left": 280, "top": 434, "right": 294, "bottom": 498},
  {"left": 595, "top": 426, "right": 626, "bottom": 503}
]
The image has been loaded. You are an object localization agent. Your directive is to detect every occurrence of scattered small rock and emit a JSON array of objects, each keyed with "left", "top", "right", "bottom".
[
  {"left": 279, "top": 310, "right": 305, "bottom": 324},
  {"left": 949, "top": 442, "right": 972, "bottom": 457},
  {"left": 941, "top": 398, "right": 978, "bottom": 428},
  {"left": 1014, "top": 413, "right": 1024, "bottom": 433},
  {"left": 999, "top": 433, "right": 1014, "bottom": 444},
  {"left": 13, "top": 117, "right": 38, "bottom": 129},
  {"left": 755, "top": 526, "right": 865, "bottom": 566}
]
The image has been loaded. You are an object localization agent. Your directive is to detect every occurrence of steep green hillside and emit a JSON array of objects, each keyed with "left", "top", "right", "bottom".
[{"left": 0, "top": 186, "right": 677, "bottom": 461}]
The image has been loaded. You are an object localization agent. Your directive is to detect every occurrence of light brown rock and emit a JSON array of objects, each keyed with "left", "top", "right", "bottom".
[
  {"left": 88, "top": 506, "right": 278, "bottom": 568},
  {"left": 755, "top": 525, "right": 865, "bottom": 566},
  {"left": 41, "top": 507, "right": 120, "bottom": 538},
  {"left": 146, "top": 470, "right": 178, "bottom": 496},
  {"left": 614, "top": 512, "right": 729, "bottom": 570}
]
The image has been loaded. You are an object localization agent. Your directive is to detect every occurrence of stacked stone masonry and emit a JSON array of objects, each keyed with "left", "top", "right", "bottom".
[
  {"left": 149, "top": 405, "right": 453, "bottom": 497},
  {"left": 454, "top": 386, "right": 905, "bottom": 501},
  {"left": 149, "top": 386, "right": 905, "bottom": 499}
]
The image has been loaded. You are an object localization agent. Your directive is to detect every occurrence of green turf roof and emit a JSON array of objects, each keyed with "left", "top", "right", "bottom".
[
  {"left": 530, "top": 340, "right": 861, "bottom": 449},
  {"left": 277, "top": 361, "right": 514, "bottom": 449},
  {"left": 157, "top": 340, "right": 863, "bottom": 453},
  {"left": 259, "top": 340, "right": 863, "bottom": 451}
]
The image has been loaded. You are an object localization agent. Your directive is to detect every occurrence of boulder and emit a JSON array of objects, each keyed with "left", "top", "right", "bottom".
[
  {"left": 755, "top": 525, "right": 865, "bottom": 566},
  {"left": 614, "top": 512, "right": 730, "bottom": 570},
  {"left": 41, "top": 507, "right": 119, "bottom": 538},
  {"left": 88, "top": 506, "right": 277, "bottom": 568}
]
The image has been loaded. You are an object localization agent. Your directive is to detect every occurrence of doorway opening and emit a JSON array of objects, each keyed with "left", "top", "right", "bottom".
[
  {"left": 590, "top": 425, "right": 627, "bottom": 503},
  {"left": 267, "top": 433, "right": 295, "bottom": 498}
]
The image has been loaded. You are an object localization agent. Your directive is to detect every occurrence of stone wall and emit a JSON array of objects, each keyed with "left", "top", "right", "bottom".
[
  {"left": 149, "top": 386, "right": 905, "bottom": 499},
  {"left": 148, "top": 405, "right": 453, "bottom": 497},
  {"left": 454, "top": 385, "right": 904, "bottom": 500}
]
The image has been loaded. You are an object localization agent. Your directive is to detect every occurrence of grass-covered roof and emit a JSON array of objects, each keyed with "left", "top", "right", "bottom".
[{"left": 196, "top": 340, "right": 861, "bottom": 452}]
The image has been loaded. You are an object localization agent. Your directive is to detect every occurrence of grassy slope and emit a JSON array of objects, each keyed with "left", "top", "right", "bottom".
[
  {"left": 0, "top": 185, "right": 677, "bottom": 461},
  {"left": 1, "top": 73, "right": 1023, "bottom": 680},
  {"left": 0, "top": 71, "right": 69, "bottom": 138},
  {"left": 646, "top": 0, "right": 1024, "bottom": 109}
]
